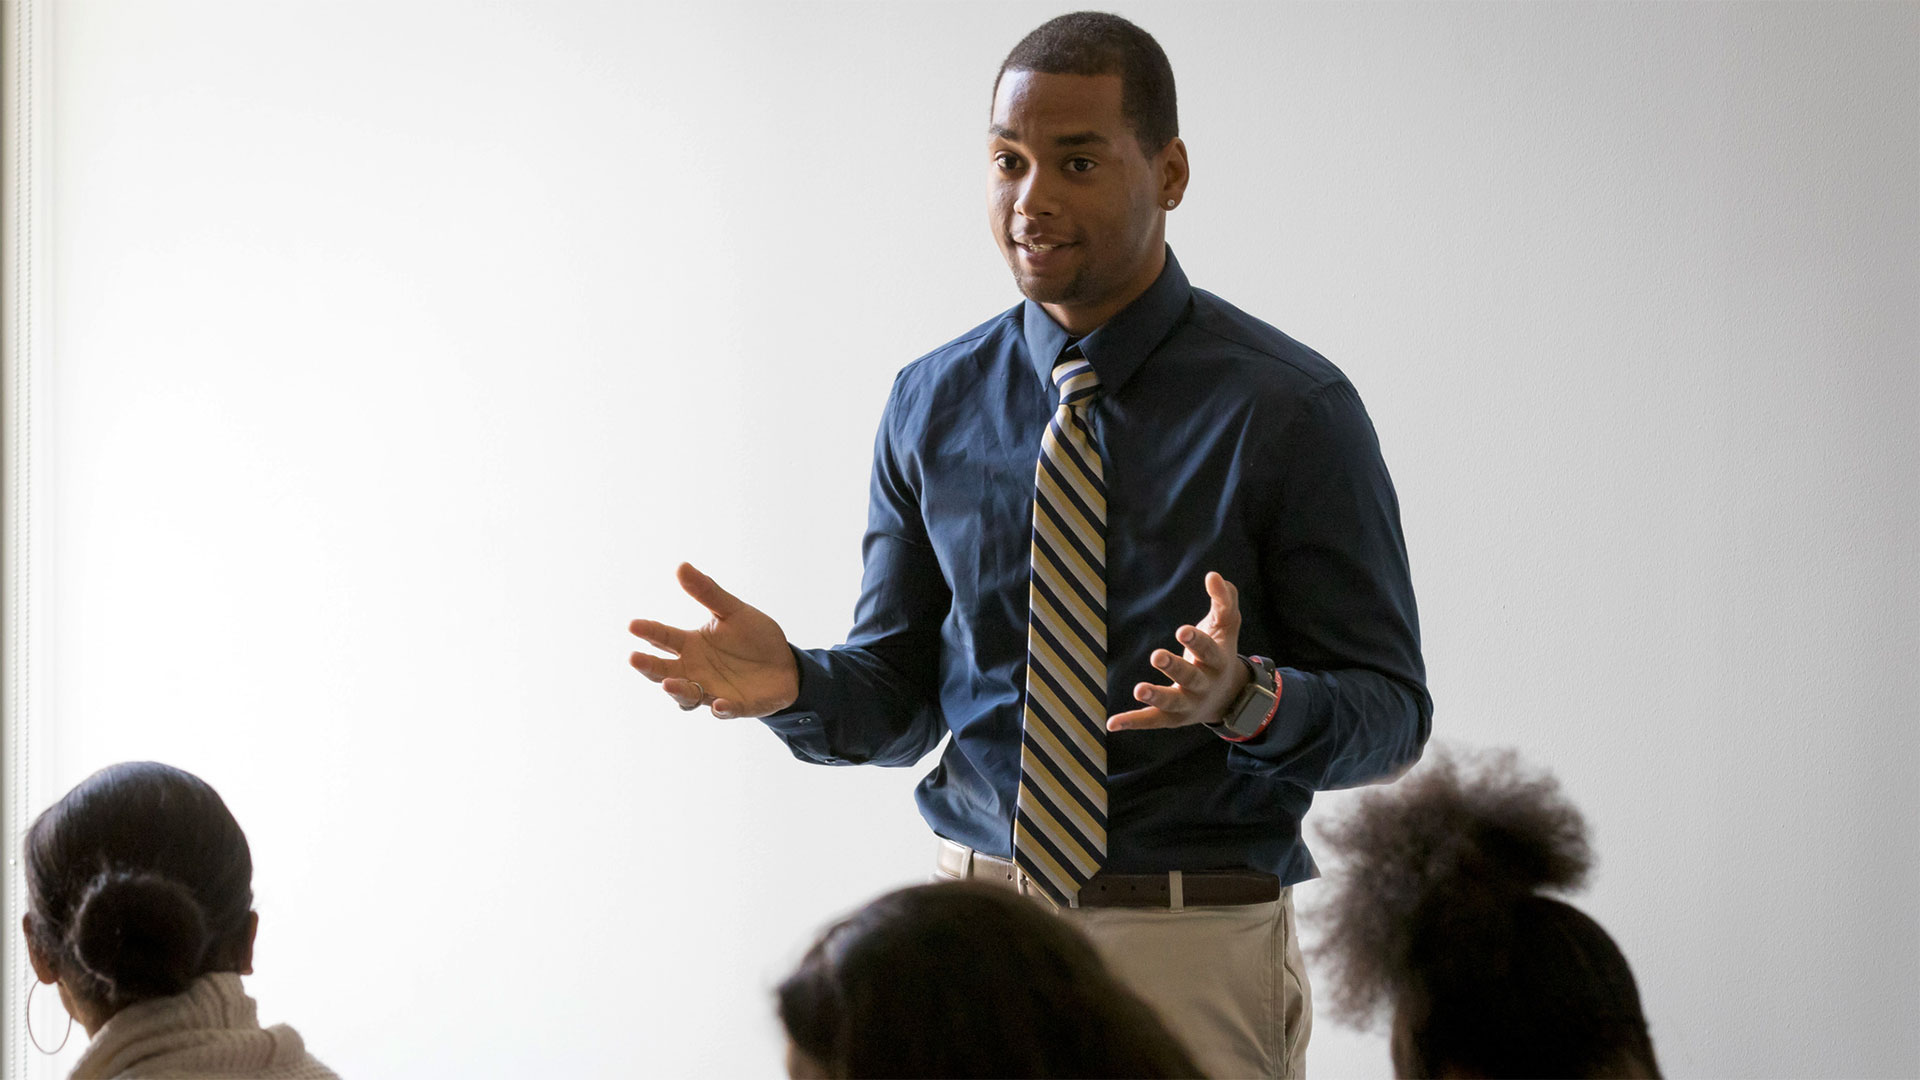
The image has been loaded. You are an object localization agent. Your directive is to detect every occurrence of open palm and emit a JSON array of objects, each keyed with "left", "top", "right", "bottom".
[{"left": 629, "top": 563, "right": 799, "bottom": 718}]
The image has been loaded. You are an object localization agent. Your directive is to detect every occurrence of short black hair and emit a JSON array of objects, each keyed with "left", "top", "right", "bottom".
[
  {"left": 778, "top": 881, "right": 1202, "bottom": 1078},
  {"left": 24, "top": 762, "right": 255, "bottom": 1012},
  {"left": 995, "top": 12, "right": 1178, "bottom": 154},
  {"left": 1313, "top": 747, "right": 1663, "bottom": 1078}
]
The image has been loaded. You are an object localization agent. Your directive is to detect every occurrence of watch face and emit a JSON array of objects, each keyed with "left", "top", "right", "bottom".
[{"left": 1231, "top": 685, "right": 1277, "bottom": 736}]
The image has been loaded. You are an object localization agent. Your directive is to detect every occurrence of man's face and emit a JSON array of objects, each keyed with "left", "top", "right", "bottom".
[{"left": 988, "top": 70, "right": 1186, "bottom": 332}]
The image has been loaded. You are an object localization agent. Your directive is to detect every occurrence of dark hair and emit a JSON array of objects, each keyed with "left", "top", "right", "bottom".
[
  {"left": 1313, "top": 747, "right": 1662, "bottom": 1079},
  {"left": 24, "top": 762, "right": 254, "bottom": 1012},
  {"left": 996, "top": 12, "right": 1178, "bottom": 154},
  {"left": 778, "top": 881, "right": 1204, "bottom": 1078}
]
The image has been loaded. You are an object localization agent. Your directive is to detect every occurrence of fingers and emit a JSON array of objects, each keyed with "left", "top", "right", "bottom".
[
  {"left": 1115, "top": 668, "right": 1228, "bottom": 730},
  {"left": 628, "top": 618, "right": 688, "bottom": 656},
  {"left": 1151, "top": 648, "right": 1202, "bottom": 687},
  {"left": 628, "top": 650, "right": 682, "bottom": 683},
  {"left": 1107, "top": 704, "right": 1177, "bottom": 731},
  {"left": 1131, "top": 680, "right": 1187, "bottom": 711},
  {"left": 677, "top": 562, "right": 743, "bottom": 619},
  {"left": 631, "top": 653, "right": 718, "bottom": 714},
  {"left": 1125, "top": 673, "right": 1211, "bottom": 725},
  {"left": 662, "top": 676, "right": 709, "bottom": 712},
  {"left": 1205, "top": 571, "right": 1241, "bottom": 630},
  {"left": 1176, "top": 623, "right": 1229, "bottom": 669}
]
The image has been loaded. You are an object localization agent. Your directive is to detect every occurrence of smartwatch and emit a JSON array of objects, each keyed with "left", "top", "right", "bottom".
[{"left": 1207, "top": 655, "right": 1280, "bottom": 742}]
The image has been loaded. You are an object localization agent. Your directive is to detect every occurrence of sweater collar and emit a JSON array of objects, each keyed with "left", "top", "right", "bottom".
[{"left": 70, "top": 973, "right": 311, "bottom": 1080}]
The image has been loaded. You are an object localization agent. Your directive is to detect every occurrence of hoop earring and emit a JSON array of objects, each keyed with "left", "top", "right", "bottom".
[{"left": 26, "top": 977, "right": 74, "bottom": 1055}]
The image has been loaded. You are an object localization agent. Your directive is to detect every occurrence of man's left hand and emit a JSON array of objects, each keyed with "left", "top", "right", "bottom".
[{"left": 1107, "top": 571, "right": 1250, "bottom": 731}]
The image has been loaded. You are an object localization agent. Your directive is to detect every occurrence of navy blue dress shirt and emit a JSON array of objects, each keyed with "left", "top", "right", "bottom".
[{"left": 762, "top": 249, "right": 1429, "bottom": 884}]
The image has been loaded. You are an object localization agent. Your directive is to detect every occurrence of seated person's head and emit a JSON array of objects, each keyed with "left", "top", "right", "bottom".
[
  {"left": 778, "top": 880, "right": 1203, "bottom": 1078},
  {"left": 21, "top": 761, "right": 257, "bottom": 1035},
  {"left": 1314, "top": 748, "right": 1661, "bottom": 1079}
]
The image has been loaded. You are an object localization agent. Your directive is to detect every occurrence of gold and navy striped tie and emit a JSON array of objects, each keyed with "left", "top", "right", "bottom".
[{"left": 1013, "top": 348, "right": 1109, "bottom": 906}]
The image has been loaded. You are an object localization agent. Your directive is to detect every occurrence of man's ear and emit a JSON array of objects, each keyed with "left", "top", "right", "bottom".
[
  {"left": 22, "top": 914, "right": 58, "bottom": 984},
  {"left": 239, "top": 911, "right": 259, "bottom": 975},
  {"left": 1157, "top": 137, "right": 1190, "bottom": 209}
]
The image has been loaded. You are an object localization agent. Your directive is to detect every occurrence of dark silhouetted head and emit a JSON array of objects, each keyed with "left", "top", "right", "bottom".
[
  {"left": 778, "top": 881, "right": 1204, "bottom": 1078},
  {"left": 23, "top": 762, "right": 255, "bottom": 1014}
]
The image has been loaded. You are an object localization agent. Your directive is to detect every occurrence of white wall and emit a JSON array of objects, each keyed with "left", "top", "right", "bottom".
[{"left": 26, "top": 2, "right": 1917, "bottom": 1076}]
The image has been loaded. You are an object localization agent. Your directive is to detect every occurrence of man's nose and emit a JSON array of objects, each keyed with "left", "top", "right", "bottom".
[{"left": 1014, "top": 171, "right": 1060, "bottom": 220}]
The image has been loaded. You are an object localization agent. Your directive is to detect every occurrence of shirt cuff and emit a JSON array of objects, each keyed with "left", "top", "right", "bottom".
[
  {"left": 759, "top": 645, "right": 828, "bottom": 733},
  {"left": 1225, "top": 667, "right": 1314, "bottom": 755}
]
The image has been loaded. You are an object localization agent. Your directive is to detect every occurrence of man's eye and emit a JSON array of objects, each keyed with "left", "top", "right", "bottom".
[
  {"left": 994, "top": 153, "right": 1022, "bottom": 171},
  {"left": 1067, "top": 158, "right": 1097, "bottom": 173}
]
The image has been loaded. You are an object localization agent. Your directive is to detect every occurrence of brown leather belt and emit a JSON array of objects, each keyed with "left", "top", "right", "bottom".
[{"left": 937, "top": 839, "right": 1281, "bottom": 909}]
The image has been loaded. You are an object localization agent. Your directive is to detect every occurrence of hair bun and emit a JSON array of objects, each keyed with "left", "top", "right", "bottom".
[
  {"left": 69, "top": 870, "right": 210, "bottom": 1003},
  {"left": 1313, "top": 746, "right": 1595, "bottom": 1025},
  {"left": 1419, "top": 750, "right": 1591, "bottom": 903}
]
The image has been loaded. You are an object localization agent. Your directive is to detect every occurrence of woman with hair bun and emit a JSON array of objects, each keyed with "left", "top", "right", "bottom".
[
  {"left": 1312, "top": 747, "right": 1662, "bottom": 1079},
  {"left": 21, "top": 761, "right": 336, "bottom": 1079}
]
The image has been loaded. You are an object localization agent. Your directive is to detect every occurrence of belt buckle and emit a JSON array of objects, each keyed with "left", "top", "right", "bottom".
[{"left": 1013, "top": 868, "right": 1064, "bottom": 915}]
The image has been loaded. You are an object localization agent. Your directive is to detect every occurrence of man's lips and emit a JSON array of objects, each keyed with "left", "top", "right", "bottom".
[{"left": 1012, "top": 237, "right": 1077, "bottom": 268}]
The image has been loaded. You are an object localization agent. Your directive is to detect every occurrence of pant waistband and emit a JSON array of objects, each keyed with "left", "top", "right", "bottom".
[{"left": 937, "top": 838, "right": 1282, "bottom": 910}]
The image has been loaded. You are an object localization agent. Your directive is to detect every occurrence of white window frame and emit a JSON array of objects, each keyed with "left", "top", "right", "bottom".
[{"left": 4, "top": 0, "right": 56, "bottom": 1074}]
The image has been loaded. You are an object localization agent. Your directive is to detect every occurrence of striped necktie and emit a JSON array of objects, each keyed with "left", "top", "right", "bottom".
[{"left": 1013, "top": 347, "right": 1109, "bottom": 907}]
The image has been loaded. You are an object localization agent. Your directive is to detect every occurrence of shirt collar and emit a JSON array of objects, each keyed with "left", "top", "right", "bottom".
[{"left": 1021, "top": 245, "right": 1193, "bottom": 394}]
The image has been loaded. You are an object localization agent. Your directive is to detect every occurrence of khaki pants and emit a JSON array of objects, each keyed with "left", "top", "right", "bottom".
[{"left": 935, "top": 840, "right": 1311, "bottom": 1079}]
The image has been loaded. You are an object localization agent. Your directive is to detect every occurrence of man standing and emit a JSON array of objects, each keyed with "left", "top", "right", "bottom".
[{"left": 629, "top": 13, "right": 1429, "bottom": 1078}]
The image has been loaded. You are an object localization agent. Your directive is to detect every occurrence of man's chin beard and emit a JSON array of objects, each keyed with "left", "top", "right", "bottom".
[{"left": 1012, "top": 266, "right": 1088, "bottom": 306}]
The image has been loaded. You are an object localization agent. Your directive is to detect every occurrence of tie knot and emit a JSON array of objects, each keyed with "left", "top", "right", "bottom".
[{"left": 1052, "top": 352, "right": 1102, "bottom": 408}]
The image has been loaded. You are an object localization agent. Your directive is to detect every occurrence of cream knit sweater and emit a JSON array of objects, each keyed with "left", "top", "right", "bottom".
[{"left": 69, "top": 972, "right": 337, "bottom": 1079}]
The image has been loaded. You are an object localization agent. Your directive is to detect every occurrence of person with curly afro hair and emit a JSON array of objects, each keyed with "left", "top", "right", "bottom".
[{"left": 1311, "top": 747, "right": 1661, "bottom": 1079}]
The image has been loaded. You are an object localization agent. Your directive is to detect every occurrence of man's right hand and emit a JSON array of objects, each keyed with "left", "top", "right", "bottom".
[{"left": 628, "top": 563, "right": 800, "bottom": 719}]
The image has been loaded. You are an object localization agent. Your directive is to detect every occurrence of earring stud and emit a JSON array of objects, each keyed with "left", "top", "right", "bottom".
[{"left": 1165, "top": 199, "right": 1176, "bottom": 209}]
